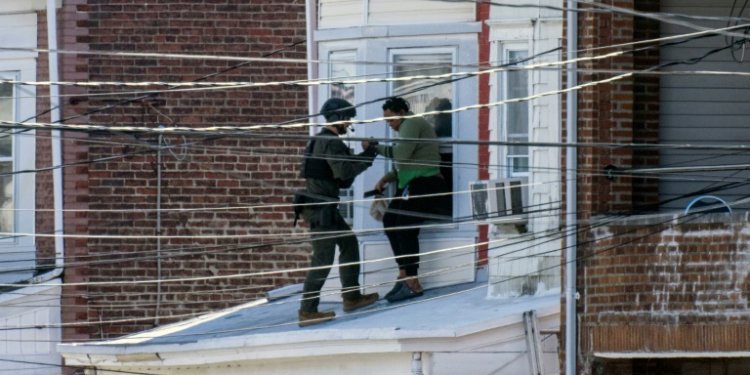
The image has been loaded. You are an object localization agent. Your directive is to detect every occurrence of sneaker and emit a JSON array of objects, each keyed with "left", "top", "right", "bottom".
[
  {"left": 385, "top": 281, "right": 404, "bottom": 300},
  {"left": 298, "top": 309, "right": 335, "bottom": 327},
  {"left": 385, "top": 283, "right": 423, "bottom": 303},
  {"left": 343, "top": 292, "right": 379, "bottom": 313}
]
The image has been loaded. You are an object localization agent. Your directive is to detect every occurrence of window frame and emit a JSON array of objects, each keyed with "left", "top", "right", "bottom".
[
  {"left": 0, "top": 63, "right": 37, "bottom": 282},
  {"left": 386, "top": 46, "right": 457, "bottom": 204},
  {"left": 0, "top": 77, "right": 16, "bottom": 236},
  {"left": 498, "top": 44, "right": 531, "bottom": 179},
  {"left": 317, "top": 33, "right": 478, "bottom": 237},
  {"left": 326, "top": 49, "right": 359, "bottom": 225}
]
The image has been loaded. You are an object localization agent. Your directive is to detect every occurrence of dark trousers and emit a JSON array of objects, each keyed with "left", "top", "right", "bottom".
[
  {"left": 382, "top": 175, "right": 450, "bottom": 277},
  {"left": 300, "top": 208, "right": 362, "bottom": 313}
]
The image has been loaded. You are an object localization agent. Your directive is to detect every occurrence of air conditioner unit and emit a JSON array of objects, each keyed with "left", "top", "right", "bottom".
[{"left": 470, "top": 179, "right": 526, "bottom": 222}]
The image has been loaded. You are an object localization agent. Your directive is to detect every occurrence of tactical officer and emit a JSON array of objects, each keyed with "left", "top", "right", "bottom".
[{"left": 296, "top": 98, "right": 379, "bottom": 327}]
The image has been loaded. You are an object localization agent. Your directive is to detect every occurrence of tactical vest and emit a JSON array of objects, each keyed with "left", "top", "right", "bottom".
[{"left": 300, "top": 128, "right": 336, "bottom": 180}]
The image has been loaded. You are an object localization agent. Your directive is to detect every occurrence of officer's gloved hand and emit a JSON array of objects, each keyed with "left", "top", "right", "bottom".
[{"left": 360, "top": 139, "right": 379, "bottom": 158}]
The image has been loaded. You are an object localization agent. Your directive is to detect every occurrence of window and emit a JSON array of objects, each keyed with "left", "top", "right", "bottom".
[
  {"left": 390, "top": 49, "right": 454, "bottom": 214},
  {"left": 329, "top": 50, "right": 357, "bottom": 224},
  {"left": 0, "top": 10, "right": 41, "bottom": 283},
  {"left": 0, "top": 68, "right": 36, "bottom": 283},
  {"left": 0, "top": 81, "right": 13, "bottom": 234},
  {"left": 502, "top": 49, "right": 530, "bottom": 177}
]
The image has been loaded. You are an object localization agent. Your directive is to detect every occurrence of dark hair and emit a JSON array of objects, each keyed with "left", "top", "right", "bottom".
[
  {"left": 321, "top": 98, "right": 356, "bottom": 122},
  {"left": 382, "top": 96, "right": 410, "bottom": 113}
]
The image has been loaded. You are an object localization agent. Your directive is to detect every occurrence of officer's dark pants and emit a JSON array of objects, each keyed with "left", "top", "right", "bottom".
[
  {"left": 382, "top": 175, "right": 450, "bottom": 277},
  {"left": 300, "top": 207, "right": 362, "bottom": 313}
]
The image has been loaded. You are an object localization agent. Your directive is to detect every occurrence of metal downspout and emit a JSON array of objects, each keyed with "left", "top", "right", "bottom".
[
  {"left": 155, "top": 132, "right": 163, "bottom": 325},
  {"left": 31, "top": 0, "right": 65, "bottom": 284},
  {"left": 565, "top": 0, "right": 578, "bottom": 374},
  {"left": 305, "top": 0, "right": 318, "bottom": 131},
  {"left": 411, "top": 352, "right": 424, "bottom": 375}
]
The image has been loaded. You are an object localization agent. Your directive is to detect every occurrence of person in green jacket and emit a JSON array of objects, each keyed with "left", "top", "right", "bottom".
[
  {"left": 297, "top": 98, "right": 379, "bottom": 327},
  {"left": 373, "top": 96, "right": 451, "bottom": 303}
]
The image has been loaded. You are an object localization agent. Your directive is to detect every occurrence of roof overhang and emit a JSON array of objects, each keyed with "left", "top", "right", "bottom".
[{"left": 60, "top": 293, "right": 560, "bottom": 369}]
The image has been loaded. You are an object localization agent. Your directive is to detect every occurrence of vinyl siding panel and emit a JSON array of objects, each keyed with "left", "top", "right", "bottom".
[
  {"left": 319, "top": 0, "right": 474, "bottom": 28},
  {"left": 319, "top": 0, "right": 362, "bottom": 29},
  {"left": 369, "top": 0, "right": 475, "bottom": 25},
  {"left": 659, "top": 1, "right": 750, "bottom": 211}
]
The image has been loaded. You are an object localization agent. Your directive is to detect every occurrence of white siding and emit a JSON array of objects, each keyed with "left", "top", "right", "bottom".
[
  {"left": 318, "top": 0, "right": 474, "bottom": 28},
  {"left": 0, "top": 283, "right": 61, "bottom": 375},
  {"left": 368, "top": 0, "right": 474, "bottom": 25},
  {"left": 318, "top": 0, "right": 363, "bottom": 29},
  {"left": 0, "top": 0, "right": 58, "bottom": 13},
  {"left": 486, "top": 11, "right": 562, "bottom": 297},
  {"left": 489, "top": 0, "right": 562, "bottom": 21},
  {"left": 659, "top": 1, "right": 750, "bottom": 211},
  {"left": 90, "top": 353, "right": 412, "bottom": 375}
]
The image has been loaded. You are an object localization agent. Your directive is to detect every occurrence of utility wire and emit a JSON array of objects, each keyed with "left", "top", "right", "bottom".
[
  {"left": 2, "top": 184, "right": 744, "bottom": 332},
  {"left": 6, "top": 198, "right": 728, "bottom": 339}
]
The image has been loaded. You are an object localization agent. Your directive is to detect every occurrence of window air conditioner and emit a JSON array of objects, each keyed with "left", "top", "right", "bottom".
[{"left": 470, "top": 179, "right": 526, "bottom": 222}]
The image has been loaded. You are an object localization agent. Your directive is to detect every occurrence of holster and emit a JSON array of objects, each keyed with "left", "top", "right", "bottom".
[
  {"left": 292, "top": 190, "right": 339, "bottom": 227},
  {"left": 292, "top": 190, "right": 307, "bottom": 226},
  {"left": 317, "top": 204, "right": 338, "bottom": 228}
]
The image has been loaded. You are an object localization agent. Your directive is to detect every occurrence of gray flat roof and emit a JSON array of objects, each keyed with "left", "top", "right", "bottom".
[{"left": 60, "top": 280, "right": 560, "bottom": 355}]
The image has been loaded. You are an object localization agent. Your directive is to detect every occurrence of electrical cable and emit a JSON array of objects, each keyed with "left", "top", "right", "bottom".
[
  {"left": 2, "top": 187, "right": 744, "bottom": 334},
  {"left": 1, "top": 179, "right": 738, "bottom": 306},
  {"left": 0, "top": 357, "right": 159, "bottom": 375},
  {"left": 9, "top": 198, "right": 726, "bottom": 340},
  {"left": 0, "top": 2, "right": 748, "bottom": 356}
]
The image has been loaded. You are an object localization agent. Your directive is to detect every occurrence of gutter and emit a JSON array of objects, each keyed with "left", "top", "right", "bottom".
[
  {"left": 58, "top": 294, "right": 561, "bottom": 367},
  {"left": 32, "top": 0, "right": 64, "bottom": 283}
]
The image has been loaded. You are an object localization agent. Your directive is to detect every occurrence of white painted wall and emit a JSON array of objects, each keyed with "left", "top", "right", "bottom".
[
  {"left": 84, "top": 352, "right": 413, "bottom": 375},
  {"left": 0, "top": 0, "right": 60, "bottom": 14},
  {"left": 486, "top": 4, "right": 563, "bottom": 297},
  {"left": 73, "top": 312, "right": 560, "bottom": 375},
  {"left": 0, "top": 282, "right": 62, "bottom": 375},
  {"left": 318, "top": 0, "right": 474, "bottom": 29}
]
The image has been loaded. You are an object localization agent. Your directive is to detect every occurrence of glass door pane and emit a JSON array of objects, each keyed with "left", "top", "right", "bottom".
[
  {"left": 329, "top": 51, "right": 357, "bottom": 224},
  {"left": 392, "top": 52, "right": 454, "bottom": 215},
  {"left": 0, "top": 81, "right": 13, "bottom": 233}
]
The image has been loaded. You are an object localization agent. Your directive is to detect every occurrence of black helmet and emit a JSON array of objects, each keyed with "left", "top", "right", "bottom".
[{"left": 321, "top": 98, "right": 356, "bottom": 122}]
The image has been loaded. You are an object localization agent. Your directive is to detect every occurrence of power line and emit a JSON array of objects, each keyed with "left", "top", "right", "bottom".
[
  {"left": 12, "top": 202, "right": 726, "bottom": 340},
  {"left": 2, "top": 187, "right": 744, "bottom": 334}
]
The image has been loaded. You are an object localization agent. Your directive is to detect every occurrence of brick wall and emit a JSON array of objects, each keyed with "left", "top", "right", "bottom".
[
  {"left": 36, "top": 8, "right": 55, "bottom": 270},
  {"left": 579, "top": 213, "right": 750, "bottom": 371},
  {"left": 476, "top": 0, "right": 490, "bottom": 264},
  {"left": 60, "top": 0, "right": 309, "bottom": 341},
  {"left": 573, "top": 0, "right": 660, "bottom": 218}
]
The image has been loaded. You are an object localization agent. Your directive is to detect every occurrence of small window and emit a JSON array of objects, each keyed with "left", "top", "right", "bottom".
[
  {"left": 503, "top": 49, "right": 530, "bottom": 177},
  {"left": 0, "top": 82, "right": 14, "bottom": 234},
  {"left": 328, "top": 50, "right": 357, "bottom": 224}
]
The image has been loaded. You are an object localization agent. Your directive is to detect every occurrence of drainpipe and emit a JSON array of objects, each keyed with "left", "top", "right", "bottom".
[
  {"left": 564, "top": 1, "right": 578, "bottom": 374},
  {"left": 305, "top": 0, "right": 317, "bottom": 120},
  {"left": 31, "top": 0, "right": 64, "bottom": 284},
  {"left": 305, "top": 0, "right": 318, "bottom": 134},
  {"left": 154, "top": 131, "right": 163, "bottom": 325},
  {"left": 411, "top": 352, "right": 423, "bottom": 375}
]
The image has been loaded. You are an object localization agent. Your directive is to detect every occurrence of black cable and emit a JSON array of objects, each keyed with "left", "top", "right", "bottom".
[
  {"left": 727, "top": 0, "right": 750, "bottom": 63},
  {"left": 0, "top": 357, "right": 159, "bottom": 375}
]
